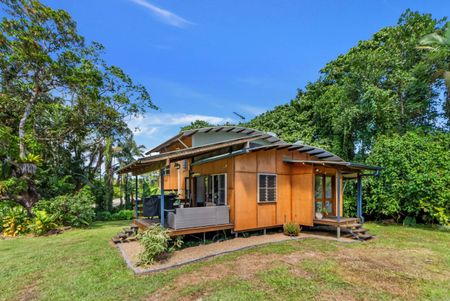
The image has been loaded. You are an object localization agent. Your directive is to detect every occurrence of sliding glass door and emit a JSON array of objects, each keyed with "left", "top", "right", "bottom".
[{"left": 212, "top": 174, "right": 226, "bottom": 206}]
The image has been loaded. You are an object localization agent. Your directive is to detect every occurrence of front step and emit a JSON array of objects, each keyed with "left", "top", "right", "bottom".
[
  {"left": 112, "top": 226, "right": 139, "bottom": 244},
  {"left": 341, "top": 223, "right": 362, "bottom": 229}
]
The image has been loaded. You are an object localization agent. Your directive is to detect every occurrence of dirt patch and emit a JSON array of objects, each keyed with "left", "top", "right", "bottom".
[{"left": 335, "top": 247, "right": 447, "bottom": 299}]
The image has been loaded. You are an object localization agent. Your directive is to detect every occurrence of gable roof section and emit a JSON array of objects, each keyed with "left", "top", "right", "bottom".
[
  {"left": 146, "top": 126, "right": 282, "bottom": 154},
  {"left": 117, "top": 126, "right": 381, "bottom": 175},
  {"left": 118, "top": 134, "right": 265, "bottom": 175}
]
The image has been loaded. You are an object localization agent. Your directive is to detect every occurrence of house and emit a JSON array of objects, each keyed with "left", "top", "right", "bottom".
[{"left": 117, "top": 126, "right": 380, "bottom": 238}]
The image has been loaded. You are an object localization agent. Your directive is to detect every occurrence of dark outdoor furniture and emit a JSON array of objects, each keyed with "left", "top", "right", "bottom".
[{"left": 142, "top": 194, "right": 177, "bottom": 219}]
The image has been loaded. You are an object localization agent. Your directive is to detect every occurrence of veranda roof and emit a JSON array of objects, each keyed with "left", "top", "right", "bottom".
[{"left": 117, "top": 134, "right": 267, "bottom": 175}]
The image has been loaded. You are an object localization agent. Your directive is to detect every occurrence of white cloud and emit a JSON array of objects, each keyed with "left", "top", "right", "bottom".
[
  {"left": 130, "top": 0, "right": 193, "bottom": 28},
  {"left": 128, "top": 113, "right": 235, "bottom": 143}
]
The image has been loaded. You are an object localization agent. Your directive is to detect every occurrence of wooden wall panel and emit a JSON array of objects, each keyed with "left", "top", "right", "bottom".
[
  {"left": 257, "top": 204, "right": 276, "bottom": 227},
  {"left": 276, "top": 174, "right": 291, "bottom": 224},
  {"left": 234, "top": 172, "right": 257, "bottom": 231},
  {"left": 257, "top": 149, "right": 276, "bottom": 173},
  {"left": 291, "top": 173, "right": 314, "bottom": 226},
  {"left": 234, "top": 152, "right": 257, "bottom": 172},
  {"left": 276, "top": 149, "right": 292, "bottom": 174}
]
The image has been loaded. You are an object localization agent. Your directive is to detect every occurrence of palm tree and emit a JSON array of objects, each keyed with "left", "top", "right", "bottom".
[{"left": 419, "top": 24, "right": 450, "bottom": 121}]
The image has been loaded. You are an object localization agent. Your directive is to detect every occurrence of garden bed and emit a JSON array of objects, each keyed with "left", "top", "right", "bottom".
[{"left": 118, "top": 231, "right": 355, "bottom": 274}]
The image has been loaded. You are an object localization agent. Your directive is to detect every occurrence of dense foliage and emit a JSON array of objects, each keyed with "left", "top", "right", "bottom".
[
  {"left": 365, "top": 131, "right": 450, "bottom": 225},
  {"left": 247, "top": 11, "right": 450, "bottom": 225},
  {"left": 248, "top": 11, "right": 450, "bottom": 161},
  {"left": 0, "top": 0, "right": 155, "bottom": 218},
  {"left": 35, "top": 187, "right": 95, "bottom": 227}
]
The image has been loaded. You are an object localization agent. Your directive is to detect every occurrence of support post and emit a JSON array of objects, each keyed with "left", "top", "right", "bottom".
[
  {"left": 336, "top": 170, "right": 341, "bottom": 222},
  {"left": 160, "top": 168, "right": 165, "bottom": 227},
  {"left": 357, "top": 173, "right": 364, "bottom": 224},
  {"left": 135, "top": 175, "right": 138, "bottom": 219},
  {"left": 336, "top": 170, "right": 341, "bottom": 239}
]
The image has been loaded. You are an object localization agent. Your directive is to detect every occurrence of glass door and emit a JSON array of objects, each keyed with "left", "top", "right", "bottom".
[
  {"left": 212, "top": 174, "right": 226, "bottom": 206},
  {"left": 315, "top": 174, "right": 335, "bottom": 216}
]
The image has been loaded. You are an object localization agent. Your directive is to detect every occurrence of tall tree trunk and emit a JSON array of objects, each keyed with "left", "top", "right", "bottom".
[
  {"left": 104, "top": 136, "right": 113, "bottom": 211},
  {"left": 18, "top": 94, "right": 37, "bottom": 157}
]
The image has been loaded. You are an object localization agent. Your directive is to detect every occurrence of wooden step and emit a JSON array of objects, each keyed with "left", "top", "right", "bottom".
[
  {"left": 351, "top": 228, "right": 367, "bottom": 233},
  {"left": 117, "top": 232, "right": 128, "bottom": 239},
  {"left": 112, "top": 236, "right": 122, "bottom": 244},
  {"left": 357, "top": 233, "right": 374, "bottom": 240},
  {"left": 341, "top": 223, "right": 362, "bottom": 229}
]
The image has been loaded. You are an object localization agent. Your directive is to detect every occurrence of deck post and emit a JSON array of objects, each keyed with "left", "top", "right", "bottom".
[
  {"left": 357, "top": 173, "right": 364, "bottom": 224},
  {"left": 135, "top": 175, "right": 138, "bottom": 219},
  {"left": 336, "top": 170, "right": 341, "bottom": 239},
  {"left": 160, "top": 168, "right": 165, "bottom": 227}
]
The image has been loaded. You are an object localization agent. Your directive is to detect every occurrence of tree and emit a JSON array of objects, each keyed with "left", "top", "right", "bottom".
[
  {"left": 0, "top": 0, "right": 156, "bottom": 214},
  {"left": 180, "top": 120, "right": 214, "bottom": 132},
  {"left": 248, "top": 10, "right": 450, "bottom": 161},
  {"left": 419, "top": 23, "right": 450, "bottom": 121}
]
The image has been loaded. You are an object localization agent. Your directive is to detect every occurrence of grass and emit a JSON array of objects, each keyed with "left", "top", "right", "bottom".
[{"left": 0, "top": 222, "right": 449, "bottom": 301}]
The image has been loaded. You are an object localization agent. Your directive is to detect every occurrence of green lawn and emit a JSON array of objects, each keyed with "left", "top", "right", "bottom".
[{"left": 0, "top": 221, "right": 449, "bottom": 301}]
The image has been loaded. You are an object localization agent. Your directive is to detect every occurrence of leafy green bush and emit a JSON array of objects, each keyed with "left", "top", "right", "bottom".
[
  {"left": 96, "top": 211, "right": 112, "bottom": 221},
  {"left": 366, "top": 131, "right": 450, "bottom": 225},
  {"left": 138, "top": 224, "right": 173, "bottom": 265},
  {"left": 2, "top": 206, "right": 29, "bottom": 237},
  {"left": 36, "top": 187, "right": 95, "bottom": 227},
  {"left": 29, "top": 210, "right": 58, "bottom": 235},
  {"left": 283, "top": 222, "right": 301, "bottom": 236},
  {"left": 111, "top": 210, "right": 134, "bottom": 220}
]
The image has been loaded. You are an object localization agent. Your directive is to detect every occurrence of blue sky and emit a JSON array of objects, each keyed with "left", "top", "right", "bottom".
[{"left": 41, "top": 0, "right": 449, "bottom": 149}]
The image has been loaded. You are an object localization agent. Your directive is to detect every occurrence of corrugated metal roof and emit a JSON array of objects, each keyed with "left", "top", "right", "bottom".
[
  {"left": 146, "top": 126, "right": 282, "bottom": 154},
  {"left": 283, "top": 159, "right": 382, "bottom": 171},
  {"left": 118, "top": 126, "right": 381, "bottom": 175}
]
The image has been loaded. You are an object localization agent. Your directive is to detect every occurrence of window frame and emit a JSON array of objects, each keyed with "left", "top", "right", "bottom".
[{"left": 257, "top": 173, "right": 277, "bottom": 203}]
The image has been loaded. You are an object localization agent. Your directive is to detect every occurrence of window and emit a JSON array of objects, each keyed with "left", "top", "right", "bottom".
[
  {"left": 182, "top": 159, "right": 187, "bottom": 170},
  {"left": 212, "top": 174, "right": 226, "bottom": 206},
  {"left": 164, "top": 165, "right": 170, "bottom": 176},
  {"left": 258, "top": 174, "right": 277, "bottom": 202}
]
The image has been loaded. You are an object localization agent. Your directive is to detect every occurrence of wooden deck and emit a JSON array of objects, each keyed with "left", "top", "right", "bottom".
[
  {"left": 134, "top": 218, "right": 234, "bottom": 236},
  {"left": 313, "top": 216, "right": 360, "bottom": 227}
]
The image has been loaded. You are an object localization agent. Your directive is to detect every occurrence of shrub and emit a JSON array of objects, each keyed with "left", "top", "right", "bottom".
[
  {"left": 2, "top": 206, "right": 29, "bottom": 237},
  {"left": 111, "top": 209, "right": 134, "bottom": 220},
  {"left": 29, "top": 210, "right": 59, "bottom": 235},
  {"left": 283, "top": 222, "right": 301, "bottom": 236},
  {"left": 366, "top": 131, "right": 450, "bottom": 225},
  {"left": 138, "top": 224, "right": 172, "bottom": 265},
  {"left": 96, "top": 211, "right": 112, "bottom": 221},
  {"left": 36, "top": 187, "right": 95, "bottom": 227}
]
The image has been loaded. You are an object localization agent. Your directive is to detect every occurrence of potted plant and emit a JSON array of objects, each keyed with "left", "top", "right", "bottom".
[{"left": 321, "top": 206, "right": 329, "bottom": 218}]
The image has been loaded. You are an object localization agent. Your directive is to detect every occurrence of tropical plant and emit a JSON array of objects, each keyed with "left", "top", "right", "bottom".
[
  {"left": 29, "top": 210, "right": 58, "bottom": 236},
  {"left": 283, "top": 222, "right": 301, "bottom": 236},
  {"left": 2, "top": 206, "right": 29, "bottom": 237},
  {"left": 419, "top": 22, "right": 450, "bottom": 123},
  {"left": 138, "top": 224, "right": 172, "bottom": 265}
]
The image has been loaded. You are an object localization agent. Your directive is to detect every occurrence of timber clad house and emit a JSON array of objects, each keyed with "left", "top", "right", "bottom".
[{"left": 118, "top": 126, "right": 381, "bottom": 238}]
